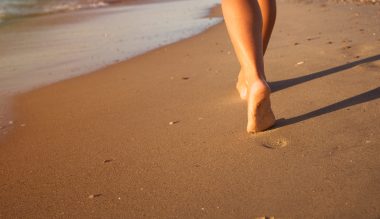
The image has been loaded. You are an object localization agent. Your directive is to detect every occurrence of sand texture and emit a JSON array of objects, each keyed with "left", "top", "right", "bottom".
[{"left": 0, "top": 1, "right": 380, "bottom": 218}]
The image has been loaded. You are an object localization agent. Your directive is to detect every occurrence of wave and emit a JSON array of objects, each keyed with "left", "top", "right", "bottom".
[{"left": 0, "top": 0, "right": 110, "bottom": 22}]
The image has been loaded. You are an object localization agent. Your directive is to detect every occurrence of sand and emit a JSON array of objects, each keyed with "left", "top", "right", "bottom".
[{"left": 0, "top": 1, "right": 380, "bottom": 218}]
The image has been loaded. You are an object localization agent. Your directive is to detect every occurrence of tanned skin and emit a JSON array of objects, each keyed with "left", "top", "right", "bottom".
[{"left": 221, "top": 0, "right": 277, "bottom": 133}]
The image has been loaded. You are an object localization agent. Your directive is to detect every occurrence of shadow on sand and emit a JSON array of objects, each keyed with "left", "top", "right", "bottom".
[{"left": 268, "top": 54, "right": 380, "bottom": 128}]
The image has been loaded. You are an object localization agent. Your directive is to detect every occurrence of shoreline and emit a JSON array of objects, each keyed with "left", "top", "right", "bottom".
[
  {"left": 0, "top": 0, "right": 181, "bottom": 24},
  {"left": 0, "top": 0, "right": 379, "bottom": 217},
  {"left": 0, "top": 0, "right": 222, "bottom": 130}
]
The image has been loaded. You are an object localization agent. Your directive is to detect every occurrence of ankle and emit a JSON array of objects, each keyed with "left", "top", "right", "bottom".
[
  {"left": 249, "top": 80, "right": 271, "bottom": 95},
  {"left": 240, "top": 68, "right": 267, "bottom": 85}
]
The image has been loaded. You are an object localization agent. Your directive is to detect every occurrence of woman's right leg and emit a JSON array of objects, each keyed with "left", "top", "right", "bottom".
[{"left": 258, "top": 0, "right": 277, "bottom": 54}]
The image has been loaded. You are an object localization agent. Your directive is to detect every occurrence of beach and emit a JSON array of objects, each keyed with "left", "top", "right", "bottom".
[{"left": 0, "top": 0, "right": 380, "bottom": 218}]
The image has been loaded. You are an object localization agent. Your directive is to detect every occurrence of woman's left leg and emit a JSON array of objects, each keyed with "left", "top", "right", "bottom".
[
  {"left": 222, "top": 0, "right": 276, "bottom": 133},
  {"left": 237, "top": 0, "right": 277, "bottom": 100}
]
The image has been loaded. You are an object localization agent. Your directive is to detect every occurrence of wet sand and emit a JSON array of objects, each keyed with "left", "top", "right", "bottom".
[{"left": 1, "top": 1, "right": 380, "bottom": 218}]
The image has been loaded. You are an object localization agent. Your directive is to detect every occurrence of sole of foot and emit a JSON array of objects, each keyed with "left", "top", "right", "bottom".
[{"left": 246, "top": 80, "right": 276, "bottom": 133}]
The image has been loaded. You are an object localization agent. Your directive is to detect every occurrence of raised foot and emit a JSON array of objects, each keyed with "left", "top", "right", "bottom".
[{"left": 246, "top": 80, "right": 276, "bottom": 133}]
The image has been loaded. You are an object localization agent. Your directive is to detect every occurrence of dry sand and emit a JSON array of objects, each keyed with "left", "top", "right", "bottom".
[{"left": 0, "top": 1, "right": 380, "bottom": 218}]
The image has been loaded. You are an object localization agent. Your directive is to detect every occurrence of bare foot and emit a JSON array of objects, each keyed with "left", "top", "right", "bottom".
[
  {"left": 236, "top": 70, "right": 248, "bottom": 100},
  {"left": 246, "top": 80, "right": 276, "bottom": 133}
]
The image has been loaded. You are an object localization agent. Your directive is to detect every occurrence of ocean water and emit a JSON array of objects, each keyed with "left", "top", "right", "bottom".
[
  {"left": 0, "top": 0, "right": 222, "bottom": 96},
  {"left": 0, "top": 0, "right": 110, "bottom": 23}
]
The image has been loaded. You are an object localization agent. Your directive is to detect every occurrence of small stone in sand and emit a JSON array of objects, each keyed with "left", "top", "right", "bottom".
[
  {"left": 8, "top": 121, "right": 13, "bottom": 125},
  {"left": 295, "top": 61, "right": 305, "bottom": 66},
  {"left": 307, "top": 36, "right": 320, "bottom": 41},
  {"left": 88, "top": 194, "right": 102, "bottom": 199},
  {"left": 169, "top": 121, "right": 180, "bottom": 125},
  {"left": 103, "top": 159, "right": 114, "bottom": 163},
  {"left": 182, "top": 77, "right": 190, "bottom": 80}
]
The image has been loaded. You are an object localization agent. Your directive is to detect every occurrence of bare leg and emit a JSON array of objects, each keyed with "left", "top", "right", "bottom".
[
  {"left": 236, "top": 0, "right": 277, "bottom": 99},
  {"left": 222, "top": 0, "right": 275, "bottom": 133},
  {"left": 259, "top": 0, "right": 277, "bottom": 54}
]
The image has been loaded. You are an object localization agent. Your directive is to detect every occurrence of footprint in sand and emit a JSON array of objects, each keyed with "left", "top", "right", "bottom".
[{"left": 259, "top": 137, "right": 289, "bottom": 149}]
